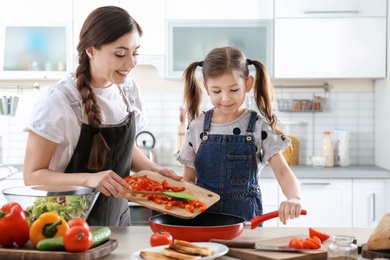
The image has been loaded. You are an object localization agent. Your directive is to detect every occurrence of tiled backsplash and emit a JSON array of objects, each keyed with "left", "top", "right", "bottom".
[{"left": 0, "top": 90, "right": 374, "bottom": 167}]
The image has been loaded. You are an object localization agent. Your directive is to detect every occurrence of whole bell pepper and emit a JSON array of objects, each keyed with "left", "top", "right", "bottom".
[
  {"left": 29, "top": 212, "right": 69, "bottom": 247},
  {"left": 0, "top": 202, "right": 30, "bottom": 247}
]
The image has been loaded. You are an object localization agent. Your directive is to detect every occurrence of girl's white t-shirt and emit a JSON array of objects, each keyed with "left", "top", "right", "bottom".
[{"left": 24, "top": 74, "right": 147, "bottom": 172}]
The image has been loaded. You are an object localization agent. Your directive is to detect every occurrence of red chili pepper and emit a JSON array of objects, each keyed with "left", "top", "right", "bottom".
[{"left": 0, "top": 202, "right": 30, "bottom": 247}]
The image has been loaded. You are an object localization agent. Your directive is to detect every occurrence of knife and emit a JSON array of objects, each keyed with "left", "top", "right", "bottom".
[{"left": 209, "top": 239, "right": 324, "bottom": 253}]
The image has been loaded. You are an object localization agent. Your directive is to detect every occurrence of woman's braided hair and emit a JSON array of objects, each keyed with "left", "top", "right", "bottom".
[{"left": 75, "top": 6, "right": 142, "bottom": 170}]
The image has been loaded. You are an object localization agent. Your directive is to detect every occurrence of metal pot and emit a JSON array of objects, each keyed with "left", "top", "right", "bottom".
[
  {"left": 136, "top": 131, "right": 158, "bottom": 164},
  {"left": 149, "top": 210, "right": 307, "bottom": 242}
]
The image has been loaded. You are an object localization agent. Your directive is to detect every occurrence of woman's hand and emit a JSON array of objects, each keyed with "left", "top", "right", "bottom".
[
  {"left": 278, "top": 198, "right": 302, "bottom": 225},
  {"left": 157, "top": 167, "right": 183, "bottom": 181},
  {"left": 86, "top": 170, "right": 131, "bottom": 197}
]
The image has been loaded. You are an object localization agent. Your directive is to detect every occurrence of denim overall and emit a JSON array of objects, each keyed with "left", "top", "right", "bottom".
[
  {"left": 195, "top": 109, "right": 263, "bottom": 222},
  {"left": 61, "top": 82, "right": 135, "bottom": 226}
]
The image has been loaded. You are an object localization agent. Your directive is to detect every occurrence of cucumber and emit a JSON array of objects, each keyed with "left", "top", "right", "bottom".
[
  {"left": 36, "top": 237, "right": 65, "bottom": 251},
  {"left": 91, "top": 227, "right": 111, "bottom": 248},
  {"left": 36, "top": 227, "right": 111, "bottom": 251}
]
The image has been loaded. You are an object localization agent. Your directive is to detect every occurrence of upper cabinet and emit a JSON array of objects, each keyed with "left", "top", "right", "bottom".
[
  {"left": 166, "top": 21, "right": 273, "bottom": 78},
  {"left": 274, "top": 0, "right": 387, "bottom": 79},
  {"left": 120, "top": 0, "right": 166, "bottom": 77},
  {"left": 0, "top": 0, "right": 73, "bottom": 80},
  {"left": 73, "top": 0, "right": 120, "bottom": 72},
  {"left": 166, "top": 0, "right": 273, "bottom": 20},
  {"left": 165, "top": 0, "right": 274, "bottom": 78}
]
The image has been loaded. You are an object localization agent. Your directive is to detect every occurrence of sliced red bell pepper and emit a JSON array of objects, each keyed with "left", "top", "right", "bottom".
[
  {"left": 162, "top": 180, "right": 186, "bottom": 192},
  {"left": 0, "top": 202, "right": 30, "bottom": 247}
]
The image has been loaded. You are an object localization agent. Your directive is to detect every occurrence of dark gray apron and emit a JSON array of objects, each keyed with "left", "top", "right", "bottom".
[{"left": 62, "top": 83, "right": 135, "bottom": 226}]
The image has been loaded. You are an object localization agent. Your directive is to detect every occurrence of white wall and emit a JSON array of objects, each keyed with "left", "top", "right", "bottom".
[
  {"left": 0, "top": 64, "right": 377, "bottom": 168},
  {"left": 374, "top": 2, "right": 390, "bottom": 170}
]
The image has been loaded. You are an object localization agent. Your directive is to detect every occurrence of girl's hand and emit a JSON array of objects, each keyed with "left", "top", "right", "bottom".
[
  {"left": 86, "top": 170, "right": 131, "bottom": 197},
  {"left": 157, "top": 167, "right": 183, "bottom": 181},
  {"left": 278, "top": 198, "right": 301, "bottom": 225}
]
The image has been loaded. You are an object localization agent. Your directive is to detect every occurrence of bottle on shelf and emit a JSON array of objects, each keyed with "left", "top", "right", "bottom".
[{"left": 321, "top": 131, "right": 334, "bottom": 167}]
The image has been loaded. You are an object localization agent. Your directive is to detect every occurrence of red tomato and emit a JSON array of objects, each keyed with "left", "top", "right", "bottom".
[
  {"left": 150, "top": 230, "right": 173, "bottom": 247},
  {"left": 64, "top": 226, "right": 93, "bottom": 252},
  {"left": 288, "top": 237, "right": 304, "bottom": 249},
  {"left": 311, "top": 236, "right": 322, "bottom": 248},
  {"left": 67, "top": 218, "right": 90, "bottom": 230},
  {"left": 302, "top": 238, "right": 319, "bottom": 249},
  {"left": 309, "top": 227, "right": 330, "bottom": 242}
]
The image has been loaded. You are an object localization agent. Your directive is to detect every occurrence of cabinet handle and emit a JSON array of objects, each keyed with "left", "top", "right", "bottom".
[
  {"left": 371, "top": 193, "right": 376, "bottom": 222},
  {"left": 304, "top": 10, "right": 360, "bottom": 14},
  {"left": 301, "top": 182, "right": 331, "bottom": 186}
]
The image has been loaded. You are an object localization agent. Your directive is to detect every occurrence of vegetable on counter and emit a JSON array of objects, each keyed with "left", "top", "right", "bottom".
[
  {"left": 29, "top": 212, "right": 69, "bottom": 247},
  {"left": 0, "top": 202, "right": 30, "bottom": 247},
  {"left": 309, "top": 227, "right": 331, "bottom": 242},
  {"left": 64, "top": 222, "right": 92, "bottom": 252},
  {"left": 36, "top": 226, "right": 112, "bottom": 251},
  {"left": 288, "top": 227, "right": 330, "bottom": 250},
  {"left": 26, "top": 195, "right": 90, "bottom": 225},
  {"left": 150, "top": 230, "right": 173, "bottom": 247}
]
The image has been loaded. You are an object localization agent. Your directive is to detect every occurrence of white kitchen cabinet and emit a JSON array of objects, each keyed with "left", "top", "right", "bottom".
[
  {"left": 166, "top": 0, "right": 273, "bottom": 20},
  {"left": 72, "top": 0, "right": 120, "bottom": 70},
  {"left": 0, "top": 0, "right": 72, "bottom": 23},
  {"left": 166, "top": 20, "right": 273, "bottom": 78},
  {"left": 274, "top": 0, "right": 387, "bottom": 79},
  {"left": 275, "top": 0, "right": 386, "bottom": 18},
  {"left": 0, "top": 1, "right": 73, "bottom": 80},
  {"left": 120, "top": 0, "right": 166, "bottom": 77},
  {"left": 352, "top": 179, "right": 390, "bottom": 228},
  {"left": 120, "top": 0, "right": 165, "bottom": 56},
  {"left": 260, "top": 178, "right": 280, "bottom": 227},
  {"left": 279, "top": 179, "right": 353, "bottom": 228}
]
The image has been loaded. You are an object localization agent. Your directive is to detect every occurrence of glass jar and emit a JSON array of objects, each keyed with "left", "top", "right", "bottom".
[{"left": 327, "top": 235, "right": 358, "bottom": 260}]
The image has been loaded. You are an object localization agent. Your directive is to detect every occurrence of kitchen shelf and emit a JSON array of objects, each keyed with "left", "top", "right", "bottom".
[{"left": 275, "top": 82, "right": 329, "bottom": 112}]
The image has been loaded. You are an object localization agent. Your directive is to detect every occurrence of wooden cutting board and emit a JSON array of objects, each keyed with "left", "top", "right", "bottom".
[
  {"left": 0, "top": 239, "right": 117, "bottom": 260},
  {"left": 127, "top": 170, "right": 220, "bottom": 219},
  {"left": 361, "top": 243, "right": 390, "bottom": 259},
  {"left": 226, "top": 235, "right": 330, "bottom": 260}
]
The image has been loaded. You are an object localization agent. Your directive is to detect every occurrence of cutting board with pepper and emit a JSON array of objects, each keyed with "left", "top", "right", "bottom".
[
  {"left": 0, "top": 239, "right": 117, "bottom": 260},
  {"left": 126, "top": 170, "right": 220, "bottom": 219},
  {"left": 223, "top": 235, "right": 329, "bottom": 260}
]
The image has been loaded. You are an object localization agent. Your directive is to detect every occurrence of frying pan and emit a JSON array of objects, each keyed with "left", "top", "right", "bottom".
[{"left": 149, "top": 210, "right": 307, "bottom": 242}]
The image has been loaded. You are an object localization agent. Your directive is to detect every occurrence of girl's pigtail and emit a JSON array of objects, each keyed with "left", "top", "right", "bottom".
[
  {"left": 183, "top": 62, "right": 203, "bottom": 123},
  {"left": 251, "top": 60, "right": 282, "bottom": 135}
]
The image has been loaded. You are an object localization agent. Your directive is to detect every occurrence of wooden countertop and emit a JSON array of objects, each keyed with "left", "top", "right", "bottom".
[{"left": 103, "top": 226, "right": 375, "bottom": 259}]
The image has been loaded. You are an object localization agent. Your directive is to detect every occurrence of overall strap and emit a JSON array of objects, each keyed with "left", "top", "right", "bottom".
[
  {"left": 246, "top": 110, "right": 258, "bottom": 133},
  {"left": 203, "top": 109, "right": 214, "bottom": 132}
]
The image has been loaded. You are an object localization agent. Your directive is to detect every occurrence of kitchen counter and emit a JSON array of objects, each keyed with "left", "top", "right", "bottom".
[
  {"left": 102, "top": 226, "right": 375, "bottom": 259},
  {"left": 167, "top": 164, "right": 390, "bottom": 179},
  {"left": 261, "top": 165, "right": 390, "bottom": 179},
  {"left": 5, "top": 164, "right": 390, "bottom": 180}
]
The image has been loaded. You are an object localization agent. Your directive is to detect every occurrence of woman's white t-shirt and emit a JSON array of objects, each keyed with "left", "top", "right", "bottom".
[{"left": 24, "top": 74, "right": 147, "bottom": 172}]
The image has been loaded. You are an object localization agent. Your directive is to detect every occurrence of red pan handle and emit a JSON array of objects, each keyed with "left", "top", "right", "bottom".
[{"left": 250, "top": 209, "right": 307, "bottom": 229}]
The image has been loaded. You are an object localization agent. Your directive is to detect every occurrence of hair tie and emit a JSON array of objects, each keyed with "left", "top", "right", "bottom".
[
  {"left": 91, "top": 127, "right": 100, "bottom": 136},
  {"left": 246, "top": 59, "right": 253, "bottom": 65},
  {"left": 198, "top": 61, "right": 204, "bottom": 67}
]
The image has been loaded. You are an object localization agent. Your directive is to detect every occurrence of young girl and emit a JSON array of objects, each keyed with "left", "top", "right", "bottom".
[{"left": 175, "top": 46, "right": 301, "bottom": 225}]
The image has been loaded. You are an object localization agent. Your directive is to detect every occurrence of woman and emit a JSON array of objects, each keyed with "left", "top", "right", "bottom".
[{"left": 23, "top": 6, "right": 181, "bottom": 226}]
